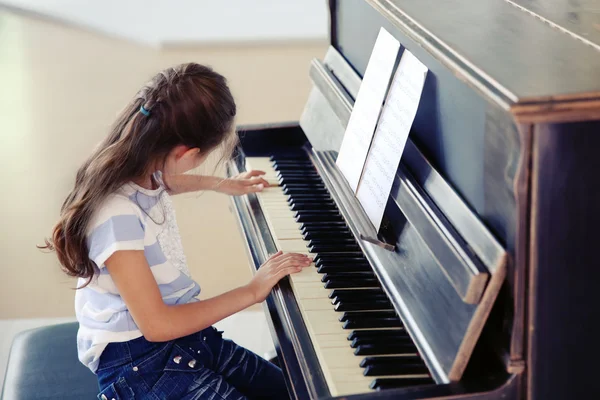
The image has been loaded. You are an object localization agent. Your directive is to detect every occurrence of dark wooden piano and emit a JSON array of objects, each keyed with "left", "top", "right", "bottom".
[{"left": 226, "top": 1, "right": 600, "bottom": 399}]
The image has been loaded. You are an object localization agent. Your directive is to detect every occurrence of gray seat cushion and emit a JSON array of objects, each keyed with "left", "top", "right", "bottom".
[{"left": 1, "top": 322, "right": 98, "bottom": 399}]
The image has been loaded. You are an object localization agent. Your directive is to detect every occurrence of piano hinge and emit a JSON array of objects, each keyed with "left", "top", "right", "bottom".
[{"left": 507, "top": 358, "right": 526, "bottom": 374}]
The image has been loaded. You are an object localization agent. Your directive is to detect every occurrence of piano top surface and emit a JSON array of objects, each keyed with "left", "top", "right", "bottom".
[
  {"left": 333, "top": 0, "right": 600, "bottom": 107},
  {"left": 510, "top": 0, "right": 600, "bottom": 47}
]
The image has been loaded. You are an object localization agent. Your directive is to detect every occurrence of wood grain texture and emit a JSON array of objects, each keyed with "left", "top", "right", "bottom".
[
  {"left": 367, "top": 0, "right": 600, "bottom": 103},
  {"left": 509, "top": 122, "right": 533, "bottom": 373},
  {"left": 528, "top": 121, "right": 600, "bottom": 400},
  {"left": 395, "top": 166, "right": 489, "bottom": 305},
  {"left": 507, "top": 0, "right": 600, "bottom": 49},
  {"left": 332, "top": 0, "right": 600, "bottom": 125}
]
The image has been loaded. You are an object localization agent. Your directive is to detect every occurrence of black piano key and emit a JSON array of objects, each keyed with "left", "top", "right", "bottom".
[
  {"left": 272, "top": 157, "right": 310, "bottom": 162},
  {"left": 276, "top": 162, "right": 316, "bottom": 167},
  {"left": 290, "top": 198, "right": 335, "bottom": 205},
  {"left": 291, "top": 203, "right": 337, "bottom": 212},
  {"left": 330, "top": 293, "right": 389, "bottom": 304},
  {"left": 351, "top": 334, "right": 413, "bottom": 348},
  {"left": 284, "top": 186, "right": 326, "bottom": 193},
  {"left": 343, "top": 316, "right": 402, "bottom": 329},
  {"left": 290, "top": 198, "right": 333, "bottom": 205},
  {"left": 303, "top": 231, "right": 352, "bottom": 240},
  {"left": 330, "top": 292, "right": 388, "bottom": 303},
  {"left": 329, "top": 289, "right": 383, "bottom": 299},
  {"left": 274, "top": 167, "right": 315, "bottom": 174},
  {"left": 280, "top": 177, "right": 323, "bottom": 184},
  {"left": 352, "top": 335, "right": 410, "bottom": 349},
  {"left": 317, "top": 264, "right": 372, "bottom": 273},
  {"left": 310, "top": 244, "right": 361, "bottom": 253},
  {"left": 308, "top": 236, "right": 356, "bottom": 243},
  {"left": 277, "top": 168, "right": 318, "bottom": 174},
  {"left": 270, "top": 154, "right": 308, "bottom": 160},
  {"left": 301, "top": 227, "right": 350, "bottom": 236},
  {"left": 279, "top": 176, "right": 318, "bottom": 182},
  {"left": 302, "top": 230, "right": 356, "bottom": 244},
  {"left": 309, "top": 241, "right": 358, "bottom": 250},
  {"left": 301, "top": 221, "right": 348, "bottom": 229},
  {"left": 284, "top": 188, "right": 328, "bottom": 196},
  {"left": 360, "top": 355, "right": 423, "bottom": 368},
  {"left": 370, "top": 377, "right": 434, "bottom": 390},
  {"left": 324, "top": 278, "right": 380, "bottom": 289},
  {"left": 339, "top": 310, "right": 397, "bottom": 322},
  {"left": 354, "top": 343, "right": 417, "bottom": 356},
  {"left": 335, "top": 300, "right": 394, "bottom": 312},
  {"left": 363, "top": 363, "right": 429, "bottom": 377},
  {"left": 287, "top": 193, "right": 331, "bottom": 199},
  {"left": 294, "top": 210, "right": 340, "bottom": 218},
  {"left": 288, "top": 195, "right": 335, "bottom": 206},
  {"left": 347, "top": 329, "right": 406, "bottom": 341},
  {"left": 296, "top": 214, "right": 344, "bottom": 223},
  {"left": 330, "top": 291, "right": 389, "bottom": 302},
  {"left": 322, "top": 272, "right": 375, "bottom": 280},
  {"left": 271, "top": 156, "right": 310, "bottom": 161},
  {"left": 279, "top": 176, "right": 321, "bottom": 182},
  {"left": 272, "top": 160, "right": 312, "bottom": 167},
  {"left": 315, "top": 260, "right": 369, "bottom": 269},
  {"left": 314, "top": 257, "right": 368, "bottom": 269},
  {"left": 313, "top": 254, "right": 366, "bottom": 265}
]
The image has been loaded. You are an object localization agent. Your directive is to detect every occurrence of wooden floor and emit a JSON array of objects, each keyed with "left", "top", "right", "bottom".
[{"left": 0, "top": 8, "right": 326, "bottom": 319}]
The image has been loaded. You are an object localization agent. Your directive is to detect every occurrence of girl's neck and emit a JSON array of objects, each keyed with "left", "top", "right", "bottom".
[{"left": 132, "top": 174, "right": 157, "bottom": 190}]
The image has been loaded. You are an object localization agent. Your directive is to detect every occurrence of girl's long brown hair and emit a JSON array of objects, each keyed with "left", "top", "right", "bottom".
[{"left": 41, "top": 63, "right": 237, "bottom": 286}]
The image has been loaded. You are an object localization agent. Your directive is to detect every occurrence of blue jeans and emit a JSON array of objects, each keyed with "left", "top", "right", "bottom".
[{"left": 96, "top": 327, "right": 289, "bottom": 399}]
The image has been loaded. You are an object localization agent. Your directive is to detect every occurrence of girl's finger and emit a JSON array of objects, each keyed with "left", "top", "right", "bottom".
[
  {"left": 274, "top": 266, "right": 304, "bottom": 281},
  {"left": 266, "top": 250, "right": 283, "bottom": 261},
  {"left": 244, "top": 177, "right": 268, "bottom": 186},
  {"left": 276, "top": 258, "right": 311, "bottom": 271},
  {"left": 247, "top": 170, "right": 266, "bottom": 177},
  {"left": 271, "top": 254, "right": 310, "bottom": 267},
  {"left": 247, "top": 184, "right": 265, "bottom": 193},
  {"left": 254, "top": 177, "right": 270, "bottom": 187}
]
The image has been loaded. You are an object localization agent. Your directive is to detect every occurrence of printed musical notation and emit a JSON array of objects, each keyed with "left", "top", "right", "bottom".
[
  {"left": 356, "top": 50, "right": 428, "bottom": 230},
  {"left": 336, "top": 27, "right": 400, "bottom": 192}
]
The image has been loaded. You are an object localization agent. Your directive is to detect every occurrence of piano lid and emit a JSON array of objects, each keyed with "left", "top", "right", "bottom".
[{"left": 331, "top": 0, "right": 600, "bottom": 122}]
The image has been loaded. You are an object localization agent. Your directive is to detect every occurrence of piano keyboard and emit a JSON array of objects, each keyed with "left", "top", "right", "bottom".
[{"left": 246, "top": 155, "right": 434, "bottom": 397}]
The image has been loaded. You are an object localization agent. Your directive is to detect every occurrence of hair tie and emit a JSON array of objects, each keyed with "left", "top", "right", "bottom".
[{"left": 139, "top": 105, "right": 150, "bottom": 117}]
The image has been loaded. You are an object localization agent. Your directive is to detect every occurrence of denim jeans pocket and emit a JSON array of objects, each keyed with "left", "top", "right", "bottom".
[
  {"left": 150, "top": 343, "right": 209, "bottom": 397},
  {"left": 97, "top": 376, "right": 135, "bottom": 400}
]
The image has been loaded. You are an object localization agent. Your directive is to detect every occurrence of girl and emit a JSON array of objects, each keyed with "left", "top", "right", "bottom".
[{"left": 43, "top": 63, "right": 311, "bottom": 400}]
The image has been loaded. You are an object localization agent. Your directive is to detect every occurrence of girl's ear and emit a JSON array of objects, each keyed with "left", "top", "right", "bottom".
[
  {"left": 172, "top": 145, "right": 200, "bottom": 161},
  {"left": 181, "top": 147, "right": 201, "bottom": 161}
]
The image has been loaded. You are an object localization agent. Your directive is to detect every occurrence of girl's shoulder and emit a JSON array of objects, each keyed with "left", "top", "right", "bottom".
[{"left": 88, "top": 190, "right": 146, "bottom": 234}]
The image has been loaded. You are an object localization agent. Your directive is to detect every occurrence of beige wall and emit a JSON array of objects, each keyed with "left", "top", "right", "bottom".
[{"left": 0, "top": 9, "right": 325, "bottom": 318}]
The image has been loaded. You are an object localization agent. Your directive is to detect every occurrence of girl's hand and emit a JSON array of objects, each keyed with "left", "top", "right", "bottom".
[
  {"left": 215, "top": 170, "right": 270, "bottom": 196},
  {"left": 246, "top": 251, "right": 312, "bottom": 303}
]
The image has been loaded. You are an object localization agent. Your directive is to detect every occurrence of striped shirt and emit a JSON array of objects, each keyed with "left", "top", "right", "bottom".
[{"left": 75, "top": 173, "right": 200, "bottom": 372}]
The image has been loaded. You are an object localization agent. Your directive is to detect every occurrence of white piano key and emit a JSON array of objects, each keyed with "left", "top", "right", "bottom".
[{"left": 245, "top": 157, "right": 430, "bottom": 396}]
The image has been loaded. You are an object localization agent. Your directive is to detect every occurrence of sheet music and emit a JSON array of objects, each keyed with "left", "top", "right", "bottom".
[
  {"left": 336, "top": 27, "right": 400, "bottom": 192},
  {"left": 357, "top": 50, "right": 428, "bottom": 230}
]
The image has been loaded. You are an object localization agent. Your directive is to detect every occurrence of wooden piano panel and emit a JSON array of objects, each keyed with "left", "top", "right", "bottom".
[{"left": 226, "top": 1, "right": 600, "bottom": 398}]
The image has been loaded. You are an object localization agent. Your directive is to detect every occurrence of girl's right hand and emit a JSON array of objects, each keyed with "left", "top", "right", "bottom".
[{"left": 246, "top": 251, "right": 312, "bottom": 303}]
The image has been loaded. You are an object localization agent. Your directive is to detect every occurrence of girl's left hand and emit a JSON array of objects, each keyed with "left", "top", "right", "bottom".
[{"left": 216, "top": 170, "right": 270, "bottom": 195}]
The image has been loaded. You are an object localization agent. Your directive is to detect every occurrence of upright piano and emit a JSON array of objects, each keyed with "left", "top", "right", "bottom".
[{"left": 226, "top": 1, "right": 600, "bottom": 398}]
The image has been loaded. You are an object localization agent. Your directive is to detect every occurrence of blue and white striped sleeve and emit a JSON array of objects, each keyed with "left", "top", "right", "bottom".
[{"left": 87, "top": 196, "right": 146, "bottom": 269}]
